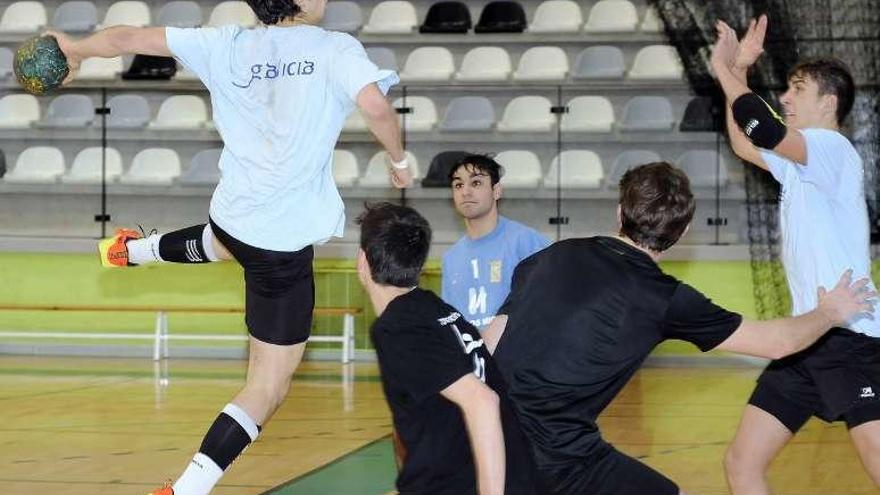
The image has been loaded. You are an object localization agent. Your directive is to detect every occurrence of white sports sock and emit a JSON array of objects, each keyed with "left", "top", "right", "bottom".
[
  {"left": 126, "top": 234, "right": 163, "bottom": 265},
  {"left": 201, "top": 225, "right": 220, "bottom": 262},
  {"left": 172, "top": 453, "right": 223, "bottom": 495}
]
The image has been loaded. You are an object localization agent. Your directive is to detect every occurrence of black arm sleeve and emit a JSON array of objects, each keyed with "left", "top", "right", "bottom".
[{"left": 731, "top": 93, "right": 787, "bottom": 150}]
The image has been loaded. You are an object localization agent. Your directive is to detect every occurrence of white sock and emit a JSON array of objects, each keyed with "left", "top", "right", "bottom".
[
  {"left": 126, "top": 234, "right": 163, "bottom": 265},
  {"left": 172, "top": 453, "right": 223, "bottom": 495},
  {"left": 201, "top": 225, "right": 220, "bottom": 262}
]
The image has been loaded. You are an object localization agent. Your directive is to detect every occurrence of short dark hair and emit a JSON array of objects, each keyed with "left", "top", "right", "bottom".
[
  {"left": 788, "top": 57, "right": 855, "bottom": 125},
  {"left": 357, "top": 202, "right": 432, "bottom": 288},
  {"left": 619, "top": 162, "right": 695, "bottom": 252},
  {"left": 246, "top": 0, "right": 301, "bottom": 25},
  {"left": 448, "top": 154, "right": 503, "bottom": 186}
]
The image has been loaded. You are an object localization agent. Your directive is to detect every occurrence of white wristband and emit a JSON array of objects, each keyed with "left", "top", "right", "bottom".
[{"left": 390, "top": 156, "right": 409, "bottom": 170}]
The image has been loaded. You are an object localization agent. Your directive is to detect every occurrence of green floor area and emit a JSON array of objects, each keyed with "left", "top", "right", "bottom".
[
  {"left": 263, "top": 438, "right": 396, "bottom": 495},
  {"left": 0, "top": 252, "right": 767, "bottom": 355}
]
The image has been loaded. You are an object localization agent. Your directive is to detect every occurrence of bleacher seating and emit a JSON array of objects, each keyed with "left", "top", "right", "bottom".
[
  {"left": 561, "top": 96, "right": 614, "bottom": 133},
  {"left": 179, "top": 148, "right": 222, "bottom": 186},
  {"left": 399, "top": 47, "right": 455, "bottom": 81},
  {"left": 0, "top": 1, "right": 46, "bottom": 33},
  {"left": 456, "top": 46, "right": 512, "bottom": 81},
  {"left": 618, "top": 96, "right": 676, "bottom": 131},
  {"left": 365, "top": 47, "right": 398, "bottom": 71},
  {"left": 629, "top": 44, "right": 684, "bottom": 80},
  {"left": 0, "top": 0, "right": 741, "bottom": 245},
  {"left": 52, "top": 1, "right": 98, "bottom": 32},
  {"left": 99, "top": 1, "right": 151, "bottom": 28},
  {"left": 512, "top": 46, "right": 569, "bottom": 81},
  {"left": 677, "top": 150, "right": 728, "bottom": 188},
  {"left": 584, "top": 0, "right": 638, "bottom": 33},
  {"left": 4, "top": 146, "right": 65, "bottom": 183},
  {"left": 608, "top": 150, "right": 662, "bottom": 186},
  {"left": 529, "top": 0, "right": 582, "bottom": 33},
  {"left": 440, "top": 96, "right": 495, "bottom": 131},
  {"left": 331, "top": 149, "right": 359, "bottom": 187},
  {"left": 394, "top": 96, "right": 437, "bottom": 131},
  {"left": 496, "top": 150, "right": 543, "bottom": 188},
  {"left": 157, "top": 1, "right": 203, "bottom": 28},
  {"left": 208, "top": 1, "right": 257, "bottom": 27},
  {"left": 120, "top": 148, "right": 181, "bottom": 185},
  {"left": 571, "top": 46, "right": 625, "bottom": 79},
  {"left": 543, "top": 150, "right": 603, "bottom": 189},
  {"left": 62, "top": 147, "right": 123, "bottom": 184},
  {"left": 78, "top": 56, "right": 123, "bottom": 80},
  {"left": 475, "top": 1, "right": 527, "bottom": 33},
  {"left": 422, "top": 150, "right": 469, "bottom": 188},
  {"left": 149, "top": 95, "right": 208, "bottom": 129},
  {"left": 420, "top": 1, "right": 471, "bottom": 33},
  {"left": 498, "top": 96, "right": 554, "bottom": 132},
  {"left": 0, "top": 94, "right": 39, "bottom": 128},
  {"left": 41, "top": 94, "right": 94, "bottom": 128},
  {"left": 106, "top": 94, "right": 151, "bottom": 128},
  {"left": 322, "top": 1, "right": 362, "bottom": 32},
  {"left": 0, "top": 47, "right": 11, "bottom": 79},
  {"left": 362, "top": 1, "right": 417, "bottom": 33},
  {"left": 360, "top": 151, "right": 420, "bottom": 187}
]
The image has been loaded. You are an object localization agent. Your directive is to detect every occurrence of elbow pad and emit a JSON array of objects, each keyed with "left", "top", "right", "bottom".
[{"left": 731, "top": 93, "right": 787, "bottom": 149}]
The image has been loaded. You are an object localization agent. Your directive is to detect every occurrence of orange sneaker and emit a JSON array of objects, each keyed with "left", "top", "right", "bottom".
[
  {"left": 146, "top": 481, "right": 174, "bottom": 495},
  {"left": 97, "top": 228, "right": 143, "bottom": 268}
]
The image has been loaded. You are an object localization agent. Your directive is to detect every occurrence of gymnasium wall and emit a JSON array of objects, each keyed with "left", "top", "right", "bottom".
[{"left": 0, "top": 252, "right": 759, "bottom": 357}]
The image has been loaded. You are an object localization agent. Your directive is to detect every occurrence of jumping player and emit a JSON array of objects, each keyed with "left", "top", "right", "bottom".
[
  {"left": 50, "top": 1, "right": 410, "bottom": 493},
  {"left": 712, "top": 16, "right": 880, "bottom": 493}
]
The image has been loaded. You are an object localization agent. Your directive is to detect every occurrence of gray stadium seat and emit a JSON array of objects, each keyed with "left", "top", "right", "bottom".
[
  {"left": 157, "top": 1, "right": 203, "bottom": 28},
  {"left": 322, "top": 1, "right": 362, "bottom": 32},
  {"left": 608, "top": 150, "right": 662, "bottom": 186},
  {"left": 0, "top": 47, "right": 12, "bottom": 79},
  {"left": 571, "top": 46, "right": 625, "bottom": 79},
  {"left": 677, "top": 150, "right": 728, "bottom": 188},
  {"left": 365, "top": 47, "right": 398, "bottom": 71},
  {"left": 52, "top": 1, "right": 98, "bottom": 32},
  {"left": 618, "top": 96, "right": 675, "bottom": 131},
  {"left": 440, "top": 96, "right": 495, "bottom": 131},
  {"left": 179, "top": 148, "right": 222, "bottom": 186},
  {"left": 106, "top": 94, "right": 150, "bottom": 128},
  {"left": 43, "top": 94, "right": 94, "bottom": 128}
]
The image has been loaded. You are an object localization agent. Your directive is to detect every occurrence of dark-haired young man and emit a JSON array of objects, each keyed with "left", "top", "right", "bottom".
[
  {"left": 483, "top": 162, "right": 874, "bottom": 495},
  {"left": 712, "top": 16, "right": 880, "bottom": 493},
  {"left": 442, "top": 155, "right": 549, "bottom": 330},
  {"left": 357, "top": 203, "right": 537, "bottom": 495},
  {"left": 50, "top": 1, "right": 410, "bottom": 494}
]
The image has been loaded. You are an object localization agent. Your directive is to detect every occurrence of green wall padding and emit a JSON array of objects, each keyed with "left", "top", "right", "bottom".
[{"left": 0, "top": 253, "right": 762, "bottom": 355}]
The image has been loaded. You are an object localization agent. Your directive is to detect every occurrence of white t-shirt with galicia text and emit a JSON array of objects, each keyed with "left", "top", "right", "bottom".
[
  {"left": 166, "top": 25, "right": 398, "bottom": 251},
  {"left": 760, "top": 129, "right": 879, "bottom": 337}
]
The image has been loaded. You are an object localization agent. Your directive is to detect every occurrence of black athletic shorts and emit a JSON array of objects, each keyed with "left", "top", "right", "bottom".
[
  {"left": 210, "top": 218, "right": 314, "bottom": 346},
  {"left": 750, "top": 327, "right": 880, "bottom": 432},
  {"left": 539, "top": 443, "right": 678, "bottom": 495}
]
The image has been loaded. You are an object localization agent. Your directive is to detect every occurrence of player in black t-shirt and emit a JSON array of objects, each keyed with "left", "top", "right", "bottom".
[
  {"left": 355, "top": 202, "right": 538, "bottom": 495},
  {"left": 483, "top": 162, "right": 875, "bottom": 495}
]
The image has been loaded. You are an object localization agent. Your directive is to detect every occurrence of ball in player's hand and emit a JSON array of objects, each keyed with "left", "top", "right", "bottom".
[{"left": 14, "top": 35, "right": 70, "bottom": 96}]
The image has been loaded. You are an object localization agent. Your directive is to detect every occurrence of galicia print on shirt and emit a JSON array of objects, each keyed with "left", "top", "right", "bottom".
[{"left": 233, "top": 60, "right": 317, "bottom": 88}]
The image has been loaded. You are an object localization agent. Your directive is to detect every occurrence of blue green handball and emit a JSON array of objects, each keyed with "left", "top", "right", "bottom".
[{"left": 14, "top": 35, "right": 70, "bottom": 96}]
